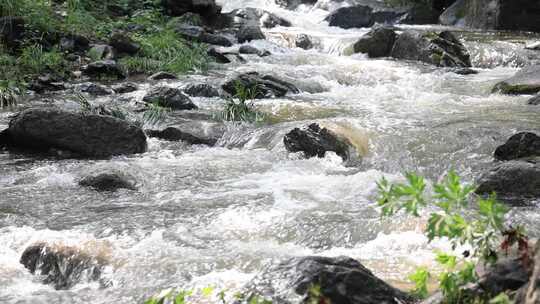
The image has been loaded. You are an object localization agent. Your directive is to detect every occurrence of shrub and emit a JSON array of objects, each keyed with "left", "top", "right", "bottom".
[
  {"left": 0, "top": 80, "right": 21, "bottom": 108},
  {"left": 219, "top": 81, "right": 265, "bottom": 122},
  {"left": 18, "top": 44, "right": 67, "bottom": 76}
]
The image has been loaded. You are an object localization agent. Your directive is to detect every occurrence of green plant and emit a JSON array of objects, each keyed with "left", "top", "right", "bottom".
[
  {"left": 142, "top": 101, "right": 170, "bottom": 126},
  {"left": 65, "top": 0, "right": 100, "bottom": 36},
  {"left": 219, "top": 81, "right": 265, "bottom": 123},
  {"left": 144, "top": 289, "right": 192, "bottom": 304},
  {"left": 376, "top": 170, "right": 530, "bottom": 303},
  {"left": 0, "top": 80, "right": 21, "bottom": 108},
  {"left": 18, "top": 44, "right": 67, "bottom": 76}
]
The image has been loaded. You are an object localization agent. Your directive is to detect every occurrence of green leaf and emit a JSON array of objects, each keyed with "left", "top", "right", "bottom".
[{"left": 408, "top": 267, "right": 430, "bottom": 299}]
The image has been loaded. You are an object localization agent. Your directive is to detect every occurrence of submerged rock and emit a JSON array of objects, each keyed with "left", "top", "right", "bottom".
[
  {"left": 493, "top": 65, "right": 540, "bottom": 95},
  {"left": 284, "top": 123, "right": 352, "bottom": 161},
  {"left": 20, "top": 242, "right": 105, "bottom": 290},
  {"left": 222, "top": 72, "right": 299, "bottom": 98},
  {"left": 239, "top": 255, "right": 412, "bottom": 304},
  {"left": 83, "top": 60, "right": 126, "bottom": 79},
  {"left": 146, "top": 127, "right": 218, "bottom": 146},
  {"left": 183, "top": 83, "right": 220, "bottom": 97},
  {"left": 494, "top": 132, "right": 540, "bottom": 161},
  {"left": 142, "top": 87, "right": 198, "bottom": 110},
  {"left": 4, "top": 108, "right": 147, "bottom": 158},
  {"left": 353, "top": 26, "right": 397, "bottom": 58},
  {"left": 295, "top": 34, "right": 313, "bottom": 50},
  {"left": 476, "top": 159, "right": 540, "bottom": 204},
  {"left": 79, "top": 171, "right": 137, "bottom": 191},
  {"left": 390, "top": 30, "right": 471, "bottom": 67}
]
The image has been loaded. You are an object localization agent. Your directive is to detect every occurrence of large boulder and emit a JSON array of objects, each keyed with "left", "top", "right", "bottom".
[
  {"left": 82, "top": 60, "right": 126, "bottom": 79},
  {"left": 142, "top": 87, "right": 198, "bottom": 110},
  {"left": 79, "top": 170, "right": 137, "bottom": 191},
  {"left": 239, "top": 256, "right": 412, "bottom": 304},
  {"left": 3, "top": 108, "right": 147, "bottom": 158},
  {"left": 325, "top": 6, "right": 375, "bottom": 29},
  {"left": 476, "top": 159, "right": 540, "bottom": 203},
  {"left": 20, "top": 242, "right": 105, "bottom": 290},
  {"left": 222, "top": 72, "right": 299, "bottom": 99},
  {"left": 352, "top": 26, "right": 398, "bottom": 58},
  {"left": 183, "top": 83, "right": 220, "bottom": 97},
  {"left": 494, "top": 132, "right": 540, "bottom": 161},
  {"left": 284, "top": 123, "right": 352, "bottom": 161},
  {"left": 390, "top": 30, "right": 472, "bottom": 67},
  {"left": 493, "top": 65, "right": 540, "bottom": 95}
]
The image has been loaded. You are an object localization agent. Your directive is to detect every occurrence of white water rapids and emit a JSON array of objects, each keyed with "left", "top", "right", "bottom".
[{"left": 1, "top": 0, "right": 540, "bottom": 303}]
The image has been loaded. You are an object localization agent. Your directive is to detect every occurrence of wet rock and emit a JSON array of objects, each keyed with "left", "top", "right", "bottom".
[
  {"left": 325, "top": 6, "right": 374, "bottom": 29},
  {"left": 528, "top": 94, "right": 540, "bottom": 105},
  {"left": 77, "top": 82, "right": 114, "bottom": 96},
  {"left": 207, "top": 47, "right": 231, "bottom": 64},
  {"left": 239, "top": 255, "right": 412, "bottom": 304},
  {"left": 222, "top": 72, "right": 299, "bottom": 98},
  {"left": 295, "top": 34, "right": 313, "bottom": 50},
  {"left": 227, "top": 8, "right": 291, "bottom": 29},
  {"left": 284, "top": 123, "right": 352, "bottom": 161},
  {"left": 79, "top": 171, "right": 137, "bottom": 191},
  {"left": 353, "top": 26, "right": 397, "bottom": 58},
  {"left": 142, "top": 87, "right": 198, "bottom": 110},
  {"left": 109, "top": 32, "right": 140, "bottom": 55},
  {"left": 390, "top": 30, "right": 472, "bottom": 68},
  {"left": 452, "top": 67, "right": 479, "bottom": 75},
  {"left": 0, "top": 16, "right": 25, "bottom": 49},
  {"left": 183, "top": 83, "right": 220, "bottom": 97},
  {"left": 237, "top": 25, "right": 265, "bottom": 43},
  {"left": 83, "top": 60, "right": 126, "bottom": 79},
  {"left": 29, "top": 75, "right": 66, "bottom": 93},
  {"left": 88, "top": 44, "right": 115, "bottom": 61},
  {"left": 148, "top": 71, "right": 178, "bottom": 81},
  {"left": 60, "top": 34, "right": 90, "bottom": 52},
  {"left": 20, "top": 242, "right": 104, "bottom": 290},
  {"left": 4, "top": 108, "right": 147, "bottom": 158},
  {"left": 476, "top": 159, "right": 540, "bottom": 204},
  {"left": 174, "top": 25, "right": 233, "bottom": 47},
  {"left": 146, "top": 127, "right": 217, "bottom": 145},
  {"left": 239, "top": 45, "right": 271, "bottom": 57},
  {"left": 493, "top": 65, "right": 540, "bottom": 95},
  {"left": 525, "top": 42, "right": 540, "bottom": 51},
  {"left": 112, "top": 82, "right": 138, "bottom": 94},
  {"left": 494, "top": 132, "right": 540, "bottom": 161}
]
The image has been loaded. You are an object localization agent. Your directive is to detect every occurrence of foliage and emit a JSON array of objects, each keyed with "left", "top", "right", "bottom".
[
  {"left": 0, "top": 0, "right": 59, "bottom": 33},
  {"left": 18, "top": 44, "right": 67, "bottom": 76},
  {"left": 219, "top": 81, "right": 265, "bottom": 123},
  {"left": 142, "top": 101, "right": 170, "bottom": 126},
  {"left": 376, "top": 170, "right": 530, "bottom": 303},
  {"left": 65, "top": 0, "right": 100, "bottom": 36},
  {"left": 0, "top": 80, "right": 21, "bottom": 109}
]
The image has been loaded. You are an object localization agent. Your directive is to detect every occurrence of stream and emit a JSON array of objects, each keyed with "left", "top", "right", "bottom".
[{"left": 1, "top": 0, "right": 540, "bottom": 303}]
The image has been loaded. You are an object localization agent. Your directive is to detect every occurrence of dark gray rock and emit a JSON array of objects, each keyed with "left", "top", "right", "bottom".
[
  {"left": 77, "top": 82, "right": 114, "bottom": 96},
  {"left": 112, "top": 82, "right": 138, "bottom": 94},
  {"left": 173, "top": 25, "right": 232, "bottom": 47},
  {"left": 476, "top": 159, "right": 540, "bottom": 203},
  {"left": 146, "top": 127, "right": 217, "bottom": 145},
  {"left": 239, "top": 255, "right": 412, "bottom": 304},
  {"left": 183, "top": 83, "right": 220, "bottom": 97},
  {"left": 494, "top": 132, "right": 540, "bottom": 161},
  {"left": 452, "top": 67, "right": 478, "bottom": 75},
  {"left": 60, "top": 34, "right": 90, "bottom": 52},
  {"left": 353, "top": 27, "right": 397, "bottom": 58},
  {"left": 227, "top": 8, "right": 291, "bottom": 29},
  {"left": 207, "top": 48, "right": 231, "bottom": 64},
  {"left": 142, "top": 87, "right": 197, "bottom": 110},
  {"left": 4, "top": 108, "right": 147, "bottom": 158},
  {"left": 222, "top": 72, "right": 299, "bottom": 98},
  {"left": 237, "top": 25, "right": 265, "bottom": 43},
  {"left": 390, "top": 30, "right": 471, "bottom": 67},
  {"left": 295, "top": 34, "right": 313, "bottom": 50},
  {"left": 79, "top": 171, "right": 137, "bottom": 191},
  {"left": 109, "top": 32, "right": 140, "bottom": 55},
  {"left": 275, "top": 0, "right": 317, "bottom": 9},
  {"left": 284, "top": 123, "right": 351, "bottom": 161},
  {"left": 325, "top": 6, "right": 374, "bottom": 29},
  {"left": 201, "top": 32, "right": 233, "bottom": 46},
  {"left": 459, "top": 0, "right": 540, "bottom": 32},
  {"left": 20, "top": 242, "right": 104, "bottom": 290},
  {"left": 88, "top": 44, "right": 115, "bottom": 61},
  {"left": 29, "top": 75, "right": 66, "bottom": 93},
  {"left": 161, "top": 0, "right": 221, "bottom": 19},
  {"left": 493, "top": 65, "right": 540, "bottom": 95},
  {"left": 0, "top": 16, "right": 25, "bottom": 49},
  {"left": 148, "top": 71, "right": 178, "bottom": 81},
  {"left": 528, "top": 94, "right": 540, "bottom": 105},
  {"left": 83, "top": 60, "right": 126, "bottom": 79},
  {"left": 239, "top": 45, "right": 271, "bottom": 57}
]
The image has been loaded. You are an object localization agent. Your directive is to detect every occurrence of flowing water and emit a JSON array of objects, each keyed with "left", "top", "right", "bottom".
[{"left": 1, "top": 0, "right": 540, "bottom": 303}]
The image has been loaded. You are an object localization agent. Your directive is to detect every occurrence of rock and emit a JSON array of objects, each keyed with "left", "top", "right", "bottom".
[
  {"left": 112, "top": 82, "right": 138, "bottom": 94},
  {"left": 239, "top": 45, "right": 271, "bottom": 57},
  {"left": 79, "top": 171, "right": 137, "bottom": 191},
  {"left": 142, "top": 87, "right": 197, "bottom": 110},
  {"left": 183, "top": 83, "right": 220, "bottom": 97},
  {"left": 4, "top": 108, "right": 147, "bottom": 158},
  {"left": 77, "top": 82, "right": 114, "bottom": 96},
  {"left": 452, "top": 67, "right": 479, "bottom": 75},
  {"left": 514, "top": 242, "right": 540, "bottom": 304},
  {"left": 494, "top": 132, "right": 540, "bottom": 161},
  {"left": 284, "top": 123, "right": 352, "bottom": 161},
  {"left": 493, "top": 65, "right": 540, "bottom": 95},
  {"left": 295, "top": 34, "right": 313, "bottom": 50},
  {"left": 146, "top": 127, "right": 217, "bottom": 145},
  {"left": 173, "top": 25, "right": 233, "bottom": 47},
  {"left": 167, "top": 13, "right": 203, "bottom": 27},
  {"left": 390, "top": 30, "right": 472, "bottom": 68},
  {"left": 28, "top": 75, "right": 66, "bottom": 93},
  {"left": 525, "top": 42, "right": 540, "bottom": 51},
  {"left": 439, "top": 0, "right": 466, "bottom": 26},
  {"left": 460, "top": 0, "right": 540, "bottom": 32},
  {"left": 201, "top": 32, "right": 233, "bottom": 47},
  {"left": 239, "top": 256, "right": 412, "bottom": 304},
  {"left": 88, "top": 44, "right": 115, "bottom": 61},
  {"left": 0, "top": 16, "right": 25, "bottom": 49},
  {"left": 476, "top": 159, "right": 540, "bottom": 203},
  {"left": 353, "top": 26, "right": 397, "bottom": 58},
  {"left": 83, "top": 60, "right": 126, "bottom": 79},
  {"left": 325, "top": 6, "right": 374, "bottom": 29},
  {"left": 528, "top": 94, "right": 540, "bottom": 105},
  {"left": 60, "top": 34, "right": 90, "bottom": 52},
  {"left": 207, "top": 47, "right": 231, "bottom": 64},
  {"left": 20, "top": 242, "right": 104, "bottom": 290},
  {"left": 222, "top": 72, "right": 299, "bottom": 98},
  {"left": 161, "top": 0, "right": 221, "bottom": 19},
  {"left": 275, "top": 0, "right": 317, "bottom": 9},
  {"left": 226, "top": 8, "right": 291, "bottom": 29},
  {"left": 109, "top": 32, "right": 140, "bottom": 55},
  {"left": 237, "top": 25, "right": 265, "bottom": 43},
  {"left": 148, "top": 71, "right": 178, "bottom": 81}
]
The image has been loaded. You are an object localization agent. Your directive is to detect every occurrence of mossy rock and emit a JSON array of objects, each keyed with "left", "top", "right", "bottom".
[{"left": 492, "top": 65, "right": 540, "bottom": 95}]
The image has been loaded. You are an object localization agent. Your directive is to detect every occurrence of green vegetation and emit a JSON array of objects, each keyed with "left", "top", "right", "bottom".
[
  {"left": 0, "top": 80, "right": 21, "bottom": 108},
  {"left": 219, "top": 81, "right": 266, "bottom": 123},
  {"left": 376, "top": 170, "right": 530, "bottom": 303}
]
